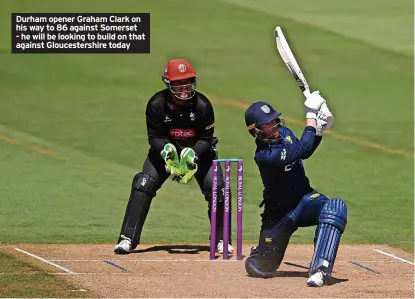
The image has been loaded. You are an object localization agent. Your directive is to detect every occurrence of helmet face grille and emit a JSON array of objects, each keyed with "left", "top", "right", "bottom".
[{"left": 163, "top": 76, "right": 197, "bottom": 104}]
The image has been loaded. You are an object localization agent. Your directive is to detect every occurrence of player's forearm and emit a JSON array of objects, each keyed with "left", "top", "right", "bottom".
[
  {"left": 306, "top": 118, "right": 317, "bottom": 128},
  {"left": 192, "top": 122, "right": 214, "bottom": 156},
  {"left": 149, "top": 137, "right": 168, "bottom": 153},
  {"left": 301, "top": 136, "right": 322, "bottom": 159},
  {"left": 298, "top": 126, "right": 318, "bottom": 159},
  {"left": 192, "top": 139, "right": 211, "bottom": 157}
]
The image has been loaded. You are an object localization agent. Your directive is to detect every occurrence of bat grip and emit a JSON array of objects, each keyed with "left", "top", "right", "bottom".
[{"left": 303, "top": 89, "right": 311, "bottom": 98}]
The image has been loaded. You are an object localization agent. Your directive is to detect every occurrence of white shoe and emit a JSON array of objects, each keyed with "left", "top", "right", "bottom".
[
  {"left": 216, "top": 240, "right": 234, "bottom": 254},
  {"left": 114, "top": 236, "right": 132, "bottom": 254},
  {"left": 307, "top": 270, "right": 326, "bottom": 287}
]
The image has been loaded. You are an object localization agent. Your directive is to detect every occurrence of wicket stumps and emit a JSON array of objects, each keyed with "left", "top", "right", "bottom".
[{"left": 210, "top": 158, "right": 243, "bottom": 260}]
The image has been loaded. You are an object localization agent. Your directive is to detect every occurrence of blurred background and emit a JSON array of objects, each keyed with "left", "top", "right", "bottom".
[{"left": 0, "top": 0, "right": 413, "bottom": 253}]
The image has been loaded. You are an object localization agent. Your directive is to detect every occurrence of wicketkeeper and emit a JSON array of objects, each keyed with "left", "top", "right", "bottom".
[
  {"left": 244, "top": 91, "right": 347, "bottom": 287},
  {"left": 114, "top": 58, "right": 233, "bottom": 255}
]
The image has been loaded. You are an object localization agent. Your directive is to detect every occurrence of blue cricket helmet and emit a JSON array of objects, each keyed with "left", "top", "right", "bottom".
[{"left": 245, "top": 102, "right": 282, "bottom": 139}]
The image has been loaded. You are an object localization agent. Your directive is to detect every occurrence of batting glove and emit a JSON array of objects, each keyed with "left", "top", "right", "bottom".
[
  {"left": 319, "top": 102, "right": 334, "bottom": 130},
  {"left": 304, "top": 91, "right": 326, "bottom": 120},
  {"left": 316, "top": 103, "right": 334, "bottom": 136},
  {"left": 316, "top": 111, "right": 328, "bottom": 136}
]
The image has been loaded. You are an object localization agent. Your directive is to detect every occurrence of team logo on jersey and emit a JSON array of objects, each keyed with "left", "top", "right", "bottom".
[
  {"left": 169, "top": 129, "right": 195, "bottom": 139},
  {"left": 285, "top": 136, "right": 293, "bottom": 144},
  {"left": 189, "top": 112, "right": 195, "bottom": 121},
  {"left": 260, "top": 105, "right": 270, "bottom": 113},
  {"left": 164, "top": 115, "right": 172, "bottom": 122},
  {"left": 178, "top": 64, "right": 186, "bottom": 72}
]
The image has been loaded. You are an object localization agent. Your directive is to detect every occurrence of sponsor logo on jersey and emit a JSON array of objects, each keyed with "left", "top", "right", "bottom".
[
  {"left": 309, "top": 193, "right": 320, "bottom": 199},
  {"left": 280, "top": 148, "right": 287, "bottom": 161},
  {"left": 285, "top": 136, "right": 293, "bottom": 144},
  {"left": 169, "top": 129, "right": 195, "bottom": 139}
]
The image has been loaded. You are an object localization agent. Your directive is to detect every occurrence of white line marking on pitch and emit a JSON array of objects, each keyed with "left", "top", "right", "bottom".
[
  {"left": 15, "top": 248, "right": 76, "bottom": 274},
  {"left": 49, "top": 258, "right": 244, "bottom": 262},
  {"left": 49, "top": 259, "right": 391, "bottom": 264},
  {"left": 374, "top": 249, "right": 415, "bottom": 265},
  {"left": 3, "top": 271, "right": 413, "bottom": 277},
  {"left": 54, "top": 272, "right": 131, "bottom": 275}
]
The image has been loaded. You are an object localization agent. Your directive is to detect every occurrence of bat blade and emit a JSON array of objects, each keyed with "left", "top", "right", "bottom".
[{"left": 274, "top": 26, "right": 310, "bottom": 97}]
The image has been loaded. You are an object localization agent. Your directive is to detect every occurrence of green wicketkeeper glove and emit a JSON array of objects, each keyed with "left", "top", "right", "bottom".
[
  {"left": 177, "top": 147, "right": 198, "bottom": 184},
  {"left": 160, "top": 143, "right": 182, "bottom": 176}
]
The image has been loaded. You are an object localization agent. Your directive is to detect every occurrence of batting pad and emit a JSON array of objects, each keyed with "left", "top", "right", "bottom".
[{"left": 309, "top": 198, "right": 347, "bottom": 276}]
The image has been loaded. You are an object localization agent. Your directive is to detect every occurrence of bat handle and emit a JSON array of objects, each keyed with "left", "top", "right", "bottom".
[{"left": 303, "top": 89, "right": 311, "bottom": 98}]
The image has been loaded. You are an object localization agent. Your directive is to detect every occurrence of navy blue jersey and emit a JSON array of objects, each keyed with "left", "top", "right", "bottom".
[{"left": 254, "top": 125, "right": 322, "bottom": 209}]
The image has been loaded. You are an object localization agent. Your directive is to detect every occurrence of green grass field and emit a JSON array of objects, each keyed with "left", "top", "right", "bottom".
[
  {"left": 0, "top": 252, "right": 85, "bottom": 297},
  {"left": 0, "top": 0, "right": 413, "bottom": 295}
]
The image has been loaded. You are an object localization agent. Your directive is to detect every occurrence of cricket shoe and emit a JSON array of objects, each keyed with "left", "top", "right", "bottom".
[
  {"left": 216, "top": 240, "right": 234, "bottom": 254},
  {"left": 245, "top": 255, "right": 278, "bottom": 278},
  {"left": 307, "top": 270, "right": 327, "bottom": 287},
  {"left": 114, "top": 236, "right": 132, "bottom": 254},
  {"left": 250, "top": 246, "right": 258, "bottom": 256}
]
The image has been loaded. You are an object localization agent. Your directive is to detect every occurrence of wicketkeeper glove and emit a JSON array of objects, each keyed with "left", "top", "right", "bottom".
[
  {"left": 304, "top": 91, "right": 326, "bottom": 120},
  {"left": 160, "top": 143, "right": 182, "bottom": 176},
  {"left": 176, "top": 147, "right": 198, "bottom": 184}
]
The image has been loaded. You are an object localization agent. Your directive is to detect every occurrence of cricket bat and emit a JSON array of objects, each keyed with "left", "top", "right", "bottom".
[{"left": 274, "top": 26, "right": 311, "bottom": 98}]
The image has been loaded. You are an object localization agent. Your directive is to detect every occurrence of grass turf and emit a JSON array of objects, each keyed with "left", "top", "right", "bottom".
[{"left": 0, "top": 0, "right": 412, "bottom": 250}]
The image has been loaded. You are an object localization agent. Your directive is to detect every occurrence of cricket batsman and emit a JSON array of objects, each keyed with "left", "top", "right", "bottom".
[
  {"left": 114, "top": 58, "right": 233, "bottom": 255},
  {"left": 243, "top": 91, "right": 347, "bottom": 287}
]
